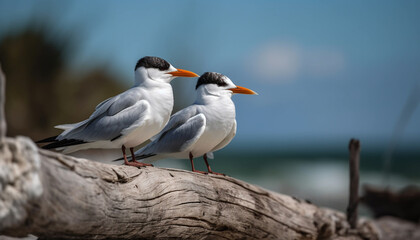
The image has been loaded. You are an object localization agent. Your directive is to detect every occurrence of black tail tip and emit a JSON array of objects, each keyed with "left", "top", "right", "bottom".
[{"left": 36, "top": 135, "right": 59, "bottom": 143}]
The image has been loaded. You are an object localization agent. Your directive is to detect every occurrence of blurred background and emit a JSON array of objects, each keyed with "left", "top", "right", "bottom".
[{"left": 0, "top": 0, "right": 419, "bottom": 212}]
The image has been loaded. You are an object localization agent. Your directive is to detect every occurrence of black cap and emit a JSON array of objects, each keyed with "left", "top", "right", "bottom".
[
  {"left": 135, "top": 56, "right": 170, "bottom": 71},
  {"left": 196, "top": 72, "right": 228, "bottom": 89}
]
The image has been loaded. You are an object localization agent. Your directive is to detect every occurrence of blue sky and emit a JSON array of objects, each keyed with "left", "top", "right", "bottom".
[{"left": 1, "top": 0, "right": 419, "bottom": 151}]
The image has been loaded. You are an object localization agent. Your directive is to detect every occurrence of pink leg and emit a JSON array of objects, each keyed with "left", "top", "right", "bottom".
[
  {"left": 130, "top": 147, "right": 153, "bottom": 167},
  {"left": 203, "top": 154, "right": 225, "bottom": 176},
  {"left": 189, "top": 152, "right": 207, "bottom": 174},
  {"left": 122, "top": 145, "right": 151, "bottom": 168}
]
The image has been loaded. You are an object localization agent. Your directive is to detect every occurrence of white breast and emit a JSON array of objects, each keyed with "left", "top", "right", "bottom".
[
  {"left": 189, "top": 97, "right": 236, "bottom": 157},
  {"left": 123, "top": 83, "right": 174, "bottom": 147}
]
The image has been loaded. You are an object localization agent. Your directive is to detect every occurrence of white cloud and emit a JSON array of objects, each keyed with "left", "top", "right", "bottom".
[
  {"left": 305, "top": 48, "right": 345, "bottom": 77},
  {"left": 251, "top": 42, "right": 301, "bottom": 83},
  {"left": 248, "top": 41, "right": 345, "bottom": 83}
]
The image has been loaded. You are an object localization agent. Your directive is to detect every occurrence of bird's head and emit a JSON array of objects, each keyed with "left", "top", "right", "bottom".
[
  {"left": 195, "top": 72, "right": 257, "bottom": 97},
  {"left": 134, "top": 56, "right": 198, "bottom": 84}
]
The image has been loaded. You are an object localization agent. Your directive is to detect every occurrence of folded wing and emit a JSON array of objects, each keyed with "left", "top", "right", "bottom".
[
  {"left": 41, "top": 91, "right": 150, "bottom": 149},
  {"left": 137, "top": 112, "right": 206, "bottom": 156}
]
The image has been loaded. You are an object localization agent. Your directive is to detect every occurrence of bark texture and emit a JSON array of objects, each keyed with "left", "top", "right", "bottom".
[{"left": 1, "top": 137, "right": 419, "bottom": 240}]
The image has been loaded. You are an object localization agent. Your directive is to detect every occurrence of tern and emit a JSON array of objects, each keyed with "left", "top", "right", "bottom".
[
  {"left": 125, "top": 72, "right": 257, "bottom": 175},
  {"left": 38, "top": 56, "right": 199, "bottom": 167}
]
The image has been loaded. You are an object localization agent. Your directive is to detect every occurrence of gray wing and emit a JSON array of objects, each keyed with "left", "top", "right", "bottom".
[
  {"left": 138, "top": 112, "right": 206, "bottom": 155},
  {"left": 149, "top": 106, "right": 199, "bottom": 141},
  {"left": 58, "top": 91, "right": 150, "bottom": 142},
  {"left": 57, "top": 89, "right": 139, "bottom": 132},
  {"left": 94, "top": 95, "right": 114, "bottom": 110},
  {"left": 211, "top": 120, "right": 237, "bottom": 152}
]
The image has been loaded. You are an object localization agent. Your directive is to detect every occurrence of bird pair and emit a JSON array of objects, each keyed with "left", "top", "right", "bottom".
[{"left": 38, "top": 56, "right": 257, "bottom": 175}]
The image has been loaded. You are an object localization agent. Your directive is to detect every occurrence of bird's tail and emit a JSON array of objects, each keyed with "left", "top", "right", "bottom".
[
  {"left": 36, "top": 135, "right": 59, "bottom": 143},
  {"left": 36, "top": 135, "right": 86, "bottom": 150}
]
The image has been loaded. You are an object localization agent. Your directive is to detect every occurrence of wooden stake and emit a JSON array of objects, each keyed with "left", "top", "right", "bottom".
[{"left": 347, "top": 138, "right": 360, "bottom": 229}]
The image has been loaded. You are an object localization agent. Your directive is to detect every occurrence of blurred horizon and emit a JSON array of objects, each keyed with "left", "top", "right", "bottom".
[{"left": 0, "top": 0, "right": 419, "bottom": 210}]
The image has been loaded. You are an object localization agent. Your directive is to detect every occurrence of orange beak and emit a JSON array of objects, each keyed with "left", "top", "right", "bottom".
[
  {"left": 229, "top": 85, "right": 258, "bottom": 95},
  {"left": 168, "top": 69, "right": 199, "bottom": 77}
]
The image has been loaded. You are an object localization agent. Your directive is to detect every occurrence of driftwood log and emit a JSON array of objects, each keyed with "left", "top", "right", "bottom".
[
  {"left": 1, "top": 65, "right": 420, "bottom": 239},
  {"left": 0, "top": 137, "right": 420, "bottom": 240},
  {"left": 0, "top": 137, "right": 374, "bottom": 239}
]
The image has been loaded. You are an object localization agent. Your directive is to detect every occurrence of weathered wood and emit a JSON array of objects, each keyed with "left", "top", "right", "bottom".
[
  {"left": 0, "top": 63, "right": 6, "bottom": 138},
  {"left": 0, "top": 137, "right": 388, "bottom": 240},
  {"left": 347, "top": 139, "right": 360, "bottom": 229},
  {"left": 374, "top": 216, "right": 420, "bottom": 240},
  {"left": 1, "top": 138, "right": 419, "bottom": 240}
]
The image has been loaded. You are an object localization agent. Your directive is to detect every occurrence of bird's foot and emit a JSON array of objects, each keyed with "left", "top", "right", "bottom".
[
  {"left": 133, "top": 160, "right": 153, "bottom": 167},
  {"left": 192, "top": 170, "right": 208, "bottom": 174},
  {"left": 132, "top": 158, "right": 153, "bottom": 167},
  {"left": 208, "top": 171, "right": 225, "bottom": 176},
  {"left": 125, "top": 161, "right": 153, "bottom": 168}
]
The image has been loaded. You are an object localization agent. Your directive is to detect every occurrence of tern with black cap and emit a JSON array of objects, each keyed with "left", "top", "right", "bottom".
[
  {"left": 38, "top": 56, "right": 199, "bottom": 167},
  {"left": 124, "top": 72, "right": 257, "bottom": 175}
]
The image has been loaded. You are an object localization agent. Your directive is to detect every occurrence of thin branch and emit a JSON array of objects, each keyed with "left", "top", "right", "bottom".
[{"left": 347, "top": 138, "right": 360, "bottom": 229}]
